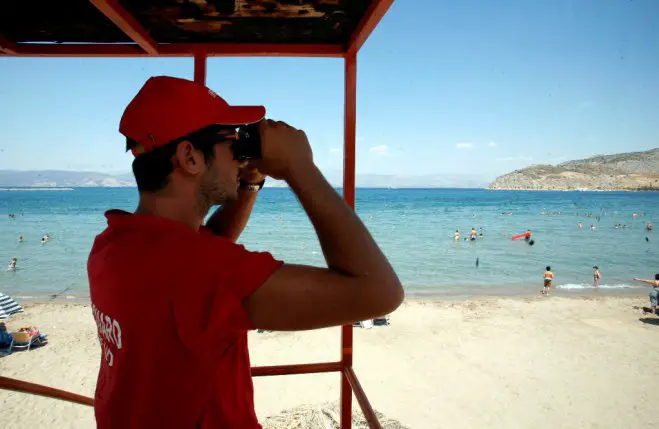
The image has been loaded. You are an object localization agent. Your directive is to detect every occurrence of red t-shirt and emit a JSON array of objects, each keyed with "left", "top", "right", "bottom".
[{"left": 88, "top": 210, "right": 282, "bottom": 428}]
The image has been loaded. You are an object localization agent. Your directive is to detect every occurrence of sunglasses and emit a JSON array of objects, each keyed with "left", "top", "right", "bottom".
[{"left": 193, "top": 124, "right": 262, "bottom": 162}]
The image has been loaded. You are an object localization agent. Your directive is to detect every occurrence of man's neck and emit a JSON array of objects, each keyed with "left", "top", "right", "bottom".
[{"left": 135, "top": 194, "right": 205, "bottom": 231}]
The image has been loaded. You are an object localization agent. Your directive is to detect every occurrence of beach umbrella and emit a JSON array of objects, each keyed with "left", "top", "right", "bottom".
[{"left": 0, "top": 293, "right": 24, "bottom": 320}]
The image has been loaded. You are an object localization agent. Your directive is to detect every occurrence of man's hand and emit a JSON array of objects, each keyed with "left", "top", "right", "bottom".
[
  {"left": 240, "top": 166, "right": 265, "bottom": 184},
  {"left": 253, "top": 120, "right": 313, "bottom": 181}
]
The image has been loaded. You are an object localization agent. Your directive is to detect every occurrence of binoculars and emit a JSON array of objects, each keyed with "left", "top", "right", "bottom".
[{"left": 229, "top": 122, "right": 262, "bottom": 162}]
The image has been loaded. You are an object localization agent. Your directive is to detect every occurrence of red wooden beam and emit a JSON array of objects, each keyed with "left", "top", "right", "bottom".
[
  {"left": 343, "top": 368, "right": 382, "bottom": 429},
  {"left": 12, "top": 43, "right": 344, "bottom": 58},
  {"left": 89, "top": 0, "right": 159, "bottom": 55},
  {"left": 194, "top": 50, "right": 207, "bottom": 85},
  {"left": 340, "top": 50, "right": 358, "bottom": 429},
  {"left": 0, "top": 376, "right": 94, "bottom": 407},
  {"left": 346, "top": 0, "right": 395, "bottom": 55},
  {"left": 0, "top": 33, "right": 18, "bottom": 55},
  {"left": 251, "top": 361, "right": 342, "bottom": 377},
  {"left": 163, "top": 43, "right": 344, "bottom": 57}
]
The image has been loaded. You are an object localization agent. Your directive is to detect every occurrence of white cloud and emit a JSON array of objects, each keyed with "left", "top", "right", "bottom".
[
  {"left": 368, "top": 145, "right": 390, "bottom": 156},
  {"left": 496, "top": 155, "right": 533, "bottom": 162},
  {"left": 330, "top": 147, "right": 342, "bottom": 153},
  {"left": 488, "top": 142, "right": 497, "bottom": 147},
  {"left": 455, "top": 143, "right": 474, "bottom": 149}
]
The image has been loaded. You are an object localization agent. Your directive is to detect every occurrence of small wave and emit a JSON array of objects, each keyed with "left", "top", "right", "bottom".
[{"left": 557, "top": 283, "right": 644, "bottom": 290}]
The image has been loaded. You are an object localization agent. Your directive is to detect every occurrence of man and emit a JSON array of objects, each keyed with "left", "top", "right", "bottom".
[
  {"left": 633, "top": 275, "right": 659, "bottom": 314},
  {"left": 87, "top": 76, "right": 403, "bottom": 428}
]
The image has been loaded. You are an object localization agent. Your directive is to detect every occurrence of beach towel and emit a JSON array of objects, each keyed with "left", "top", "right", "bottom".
[{"left": 0, "top": 293, "right": 24, "bottom": 320}]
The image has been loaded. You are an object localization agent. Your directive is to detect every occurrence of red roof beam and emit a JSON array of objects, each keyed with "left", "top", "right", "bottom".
[
  {"left": 13, "top": 43, "right": 344, "bottom": 58},
  {"left": 0, "top": 33, "right": 18, "bottom": 55},
  {"left": 345, "top": 0, "right": 395, "bottom": 56},
  {"left": 89, "top": 0, "right": 159, "bottom": 55}
]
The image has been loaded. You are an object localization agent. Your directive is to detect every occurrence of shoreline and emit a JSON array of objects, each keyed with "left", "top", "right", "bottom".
[{"left": 8, "top": 287, "right": 650, "bottom": 307}]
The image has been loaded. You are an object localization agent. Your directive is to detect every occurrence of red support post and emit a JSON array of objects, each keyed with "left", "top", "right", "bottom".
[
  {"left": 0, "top": 376, "right": 94, "bottom": 407},
  {"left": 344, "top": 368, "right": 382, "bottom": 429},
  {"left": 340, "top": 50, "right": 358, "bottom": 429},
  {"left": 194, "top": 50, "right": 207, "bottom": 85}
]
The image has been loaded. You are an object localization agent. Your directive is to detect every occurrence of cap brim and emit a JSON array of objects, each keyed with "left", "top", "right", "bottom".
[{"left": 214, "top": 105, "right": 265, "bottom": 126}]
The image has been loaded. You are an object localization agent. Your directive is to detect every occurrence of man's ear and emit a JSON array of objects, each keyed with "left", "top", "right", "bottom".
[{"left": 173, "top": 141, "right": 205, "bottom": 175}]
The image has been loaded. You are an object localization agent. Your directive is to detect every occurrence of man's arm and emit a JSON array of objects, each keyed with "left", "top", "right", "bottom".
[
  {"left": 205, "top": 169, "right": 263, "bottom": 242},
  {"left": 205, "top": 190, "right": 258, "bottom": 242},
  {"left": 243, "top": 121, "right": 404, "bottom": 331},
  {"left": 633, "top": 278, "right": 655, "bottom": 286}
]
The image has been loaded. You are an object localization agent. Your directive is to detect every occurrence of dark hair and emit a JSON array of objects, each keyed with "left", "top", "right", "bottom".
[
  {"left": 655, "top": 274, "right": 659, "bottom": 281},
  {"left": 128, "top": 126, "right": 226, "bottom": 193},
  {"left": 546, "top": 266, "right": 551, "bottom": 271},
  {"left": 593, "top": 266, "right": 599, "bottom": 269}
]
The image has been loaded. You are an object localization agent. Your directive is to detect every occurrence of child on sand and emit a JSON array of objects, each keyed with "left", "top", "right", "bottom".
[
  {"left": 593, "top": 266, "right": 601, "bottom": 288},
  {"left": 542, "top": 266, "right": 554, "bottom": 295}
]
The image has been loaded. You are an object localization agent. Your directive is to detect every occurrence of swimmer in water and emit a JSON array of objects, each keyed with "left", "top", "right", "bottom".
[
  {"left": 524, "top": 229, "right": 532, "bottom": 241},
  {"left": 17, "top": 235, "right": 23, "bottom": 242},
  {"left": 470, "top": 228, "right": 477, "bottom": 241},
  {"left": 647, "top": 222, "right": 653, "bottom": 231},
  {"left": 7, "top": 258, "right": 17, "bottom": 271},
  {"left": 476, "top": 257, "right": 479, "bottom": 268},
  {"left": 454, "top": 230, "right": 460, "bottom": 241}
]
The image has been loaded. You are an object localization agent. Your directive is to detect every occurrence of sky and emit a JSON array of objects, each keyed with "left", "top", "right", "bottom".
[{"left": 1, "top": 0, "right": 658, "bottom": 181}]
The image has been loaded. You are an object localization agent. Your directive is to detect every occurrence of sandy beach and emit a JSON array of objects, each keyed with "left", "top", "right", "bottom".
[{"left": 1, "top": 294, "right": 658, "bottom": 428}]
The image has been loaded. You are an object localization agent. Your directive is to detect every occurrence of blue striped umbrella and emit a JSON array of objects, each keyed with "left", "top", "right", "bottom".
[{"left": 0, "top": 293, "right": 24, "bottom": 320}]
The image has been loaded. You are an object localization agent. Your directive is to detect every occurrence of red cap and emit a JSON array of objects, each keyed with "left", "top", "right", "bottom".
[{"left": 120, "top": 76, "right": 265, "bottom": 156}]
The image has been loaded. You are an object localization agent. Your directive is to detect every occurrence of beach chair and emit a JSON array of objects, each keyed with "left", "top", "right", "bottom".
[
  {"left": 10, "top": 327, "right": 48, "bottom": 352},
  {"left": 353, "top": 316, "right": 391, "bottom": 329}
]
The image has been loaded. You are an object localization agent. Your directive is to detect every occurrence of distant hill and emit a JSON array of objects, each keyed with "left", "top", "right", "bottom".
[
  {"left": 0, "top": 170, "right": 135, "bottom": 188},
  {"left": 488, "top": 148, "right": 659, "bottom": 191},
  {"left": 0, "top": 169, "right": 489, "bottom": 189}
]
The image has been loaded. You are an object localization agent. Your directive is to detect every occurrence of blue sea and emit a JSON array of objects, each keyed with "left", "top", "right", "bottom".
[{"left": 0, "top": 188, "right": 657, "bottom": 300}]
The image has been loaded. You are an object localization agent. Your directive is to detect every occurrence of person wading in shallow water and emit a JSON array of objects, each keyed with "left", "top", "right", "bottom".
[{"left": 542, "top": 266, "right": 555, "bottom": 295}]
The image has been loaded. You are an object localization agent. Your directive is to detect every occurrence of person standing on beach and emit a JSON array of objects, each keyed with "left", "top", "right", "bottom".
[
  {"left": 87, "top": 76, "right": 403, "bottom": 429},
  {"left": 593, "top": 266, "right": 601, "bottom": 288},
  {"left": 633, "top": 275, "right": 659, "bottom": 314},
  {"left": 542, "top": 266, "right": 554, "bottom": 295}
]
